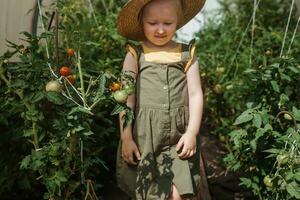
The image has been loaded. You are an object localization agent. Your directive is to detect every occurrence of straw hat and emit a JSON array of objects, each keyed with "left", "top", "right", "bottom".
[{"left": 117, "top": 0, "right": 206, "bottom": 41}]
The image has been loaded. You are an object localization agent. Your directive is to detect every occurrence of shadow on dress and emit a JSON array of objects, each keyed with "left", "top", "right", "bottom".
[{"left": 136, "top": 152, "right": 174, "bottom": 200}]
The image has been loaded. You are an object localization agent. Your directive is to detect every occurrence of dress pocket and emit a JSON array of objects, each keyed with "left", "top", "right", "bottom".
[
  {"left": 175, "top": 111, "right": 186, "bottom": 135},
  {"left": 175, "top": 120, "right": 186, "bottom": 134}
]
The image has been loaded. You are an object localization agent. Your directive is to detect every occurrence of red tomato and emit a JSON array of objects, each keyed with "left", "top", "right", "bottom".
[
  {"left": 67, "top": 48, "right": 75, "bottom": 57},
  {"left": 59, "top": 66, "right": 72, "bottom": 76}
]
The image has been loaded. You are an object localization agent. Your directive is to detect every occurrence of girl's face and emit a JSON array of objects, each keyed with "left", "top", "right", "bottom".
[{"left": 142, "top": 0, "right": 179, "bottom": 47}]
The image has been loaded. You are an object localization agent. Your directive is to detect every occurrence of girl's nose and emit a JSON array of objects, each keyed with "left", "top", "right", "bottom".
[{"left": 157, "top": 25, "right": 165, "bottom": 34}]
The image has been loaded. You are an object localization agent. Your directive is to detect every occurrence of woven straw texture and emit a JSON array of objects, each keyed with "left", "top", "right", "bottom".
[{"left": 117, "top": 0, "right": 206, "bottom": 40}]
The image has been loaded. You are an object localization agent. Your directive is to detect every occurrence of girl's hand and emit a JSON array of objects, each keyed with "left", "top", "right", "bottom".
[
  {"left": 121, "top": 139, "right": 141, "bottom": 165},
  {"left": 176, "top": 133, "right": 197, "bottom": 159}
]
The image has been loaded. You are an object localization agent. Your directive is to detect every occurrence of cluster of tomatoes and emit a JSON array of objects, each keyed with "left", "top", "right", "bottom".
[
  {"left": 110, "top": 81, "right": 135, "bottom": 103},
  {"left": 263, "top": 153, "right": 292, "bottom": 188},
  {"left": 45, "top": 48, "right": 76, "bottom": 92},
  {"left": 45, "top": 48, "right": 135, "bottom": 105}
]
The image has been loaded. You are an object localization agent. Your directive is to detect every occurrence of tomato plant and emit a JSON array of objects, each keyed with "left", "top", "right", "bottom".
[
  {"left": 0, "top": 0, "right": 129, "bottom": 199},
  {"left": 197, "top": 0, "right": 300, "bottom": 199}
]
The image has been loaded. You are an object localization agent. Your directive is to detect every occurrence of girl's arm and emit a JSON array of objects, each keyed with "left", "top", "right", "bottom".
[
  {"left": 176, "top": 58, "right": 204, "bottom": 159},
  {"left": 119, "top": 52, "right": 137, "bottom": 141},
  {"left": 186, "top": 59, "right": 203, "bottom": 136},
  {"left": 119, "top": 52, "right": 141, "bottom": 165}
]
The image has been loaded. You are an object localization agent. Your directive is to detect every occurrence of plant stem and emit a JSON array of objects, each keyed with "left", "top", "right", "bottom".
[
  {"left": 32, "top": 122, "right": 39, "bottom": 149},
  {"left": 55, "top": 9, "right": 59, "bottom": 67},
  {"left": 287, "top": 16, "right": 300, "bottom": 55},
  {"left": 89, "top": 98, "right": 103, "bottom": 110},
  {"left": 100, "top": 0, "right": 108, "bottom": 15},
  {"left": 77, "top": 51, "right": 87, "bottom": 107},
  {"left": 0, "top": 67, "right": 9, "bottom": 85},
  {"left": 280, "top": 0, "right": 295, "bottom": 57},
  {"left": 85, "top": 77, "right": 93, "bottom": 97},
  {"left": 250, "top": 0, "right": 257, "bottom": 66}
]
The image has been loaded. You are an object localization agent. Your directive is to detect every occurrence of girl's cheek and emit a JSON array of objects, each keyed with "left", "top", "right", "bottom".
[
  {"left": 166, "top": 27, "right": 176, "bottom": 33},
  {"left": 145, "top": 25, "right": 155, "bottom": 33}
]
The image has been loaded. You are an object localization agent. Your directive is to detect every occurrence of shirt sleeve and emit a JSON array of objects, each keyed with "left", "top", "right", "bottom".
[
  {"left": 184, "top": 39, "right": 196, "bottom": 73},
  {"left": 125, "top": 42, "right": 138, "bottom": 61}
]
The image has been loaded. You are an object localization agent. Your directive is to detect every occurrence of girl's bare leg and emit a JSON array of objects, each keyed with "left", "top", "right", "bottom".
[{"left": 168, "top": 184, "right": 182, "bottom": 200}]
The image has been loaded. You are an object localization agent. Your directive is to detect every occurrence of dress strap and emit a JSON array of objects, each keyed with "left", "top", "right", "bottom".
[
  {"left": 125, "top": 41, "right": 143, "bottom": 63},
  {"left": 183, "top": 39, "right": 196, "bottom": 72}
]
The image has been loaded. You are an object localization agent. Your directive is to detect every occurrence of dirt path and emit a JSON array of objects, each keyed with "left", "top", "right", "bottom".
[{"left": 200, "top": 131, "right": 254, "bottom": 200}]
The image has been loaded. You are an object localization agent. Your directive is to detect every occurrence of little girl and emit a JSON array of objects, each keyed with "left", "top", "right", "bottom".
[{"left": 116, "top": 0, "right": 205, "bottom": 199}]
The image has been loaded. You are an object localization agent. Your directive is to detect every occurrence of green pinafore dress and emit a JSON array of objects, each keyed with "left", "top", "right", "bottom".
[{"left": 116, "top": 40, "right": 201, "bottom": 200}]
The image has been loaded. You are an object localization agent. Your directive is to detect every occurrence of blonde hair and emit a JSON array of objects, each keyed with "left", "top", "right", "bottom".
[{"left": 138, "top": 0, "right": 184, "bottom": 27}]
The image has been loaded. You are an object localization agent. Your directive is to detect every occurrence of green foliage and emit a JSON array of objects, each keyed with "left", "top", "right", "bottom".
[
  {"left": 197, "top": 0, "right": 299, "bottom": 199},
  {"left": 0, "top": 0, "right": 130, "bottom": 199}
]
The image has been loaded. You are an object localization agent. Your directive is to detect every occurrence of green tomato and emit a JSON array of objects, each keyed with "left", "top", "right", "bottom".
[
  {"left": 124, "top": 84, "right": 135, "bottom": 95},
  {"left": 283, "top": 113, "right": 293, "bottom": 121},
  {"left": 263, "top": 175, "right": 273, "bottom": 188},
  {"left": 216, "top": 67, "right": 225, "bottom": 75},
  {"left": 113, "top": 90, "right": 128, "bottom": 103},
  {"left": 45, "top": 80, "right": 62, "bottom": 92},
  {"left": 214, "top": 84, "right": 224, "bottom": 94},
  {"left": 276, "top": 154, "right": 289, "bottom": 165},
  {"left": 218, "top": 135, "right": 226, "bottom": 142},
  {"left": 225, "top": 84, "right": 233, "bottom": 90}
]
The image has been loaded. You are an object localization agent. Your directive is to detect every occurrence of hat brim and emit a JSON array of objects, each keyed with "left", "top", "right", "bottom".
[{"left": 117, "top": 0, "right": 206, "bottom": 41}]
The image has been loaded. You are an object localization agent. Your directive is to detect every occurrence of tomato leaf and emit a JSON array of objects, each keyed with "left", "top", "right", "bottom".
[
  {"left": 292, "top": 107, "right": 300, "bottom": 121},
  {"left": 270, "top": 81, "right": 280, "bottom": 93},
  {"left": 83, "top": 131, "right": 94, "bottom": 136},
  {"left": 234, "top": 109, "right": 253, "bottom": 125},
  {"left": 288, "top": 66, "right": 300, "bottom": 74},
  {"left": 122, "top": 109, "right": 134, "bottom": 129},
  {"left": 263, "top": 148, "right": 280, "bottom": 154},
  {"left": 95, "top": 74, "right": 106, "bottom": 100},
  {"left": 253, "top": 114, "right": 262, "bottom": 128},
  {"left": 294, "top": 172, "right": 300, "bottom": 182},
  {"left": 46, "top": 92, "right": 66, "bottom": 105},
  {"left": 20, "top": 155, "right": 31, "bottom": 169},
  {"left": 31, "top": 92, "right": 44, "bottom": 103},
  {"left": 23, "top": 129, "right": 35, "bottom": 137},
  {"left": 110, "top": 104, "right": 125, "bottom": 115},
  {"left": 250, "top": 140, "right": 257, "bottom": 152},
  {"left": 68, "top": 106, "right": 93, "bottom": 116},
  {"left": 286, "top": 182, "right": 300, "bottom": 198}
]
